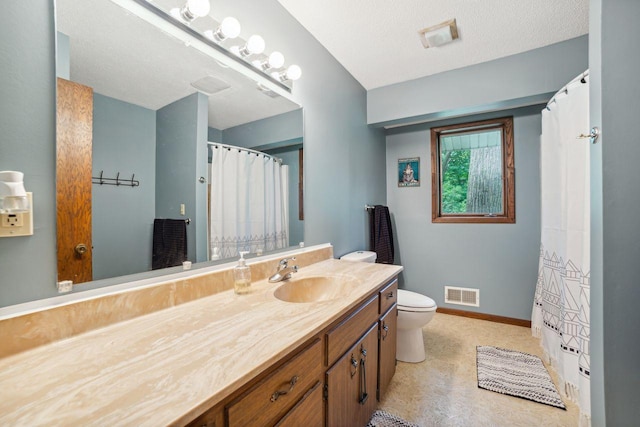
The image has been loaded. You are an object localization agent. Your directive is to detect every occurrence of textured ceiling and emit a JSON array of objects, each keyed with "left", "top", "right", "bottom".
[
  {"left": 277, "top": 0, "right": 589, "bottom": 90},
  {"left": 57, "top": 0, "right": 299, "bottom": 130}
]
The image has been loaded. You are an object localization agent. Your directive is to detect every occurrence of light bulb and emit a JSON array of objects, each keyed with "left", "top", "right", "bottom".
[
  {"left": 268, "top": 51, "right": 285, "bottom": 69},
  {"left": 179, "top": 0, "right": 210, "bottom": 22},
  {"left": 186, "top": 0, "right": 210, "bottom": 17},
  {"left": 219, "top": 17, "right": 241, "bottom": 39},
  {"left": 253, "top": 51, "right": 285, "bottom": 71},
  {"left": 272, "top": 64, "right": 302, "bottom": 82},
  {"left": 246, "top": 35, "right": 265, "bottom": 55},
  {"left": 285, "top": 64, "right": 302, "bottom": 81},
  {"left": 231, "top": 35, "right": 265, "bottom": 58}
]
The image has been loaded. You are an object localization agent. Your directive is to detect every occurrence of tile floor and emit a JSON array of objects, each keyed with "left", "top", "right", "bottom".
[{"left": 376, "top": 313, "right": 579, "bottom": 426}]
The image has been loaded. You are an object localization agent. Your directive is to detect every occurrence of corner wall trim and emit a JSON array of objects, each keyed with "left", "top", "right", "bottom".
[{"left": 436, "top": 307, "right": 531, "bottom": 328}]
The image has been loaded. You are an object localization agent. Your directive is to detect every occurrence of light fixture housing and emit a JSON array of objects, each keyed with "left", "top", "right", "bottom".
[
  {"left": 205, "top": 17, "right": 241, "bottom": 43},
  {"left": 418, "top": 18, "right": 459, "bottom": 48}
]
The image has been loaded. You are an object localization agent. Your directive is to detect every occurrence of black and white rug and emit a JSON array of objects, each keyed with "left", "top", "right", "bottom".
[
  {"left": 367, "top": 410, "right": 419, "bottom": 427},
  {"left": 476, "top": 346, "right": 566, "bottom": 409}
]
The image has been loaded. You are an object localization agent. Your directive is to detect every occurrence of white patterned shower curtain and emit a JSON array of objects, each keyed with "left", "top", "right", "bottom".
[
  {"left": 532, "top": 72, "right": 590, "bottom": 426},
  {"left": 209, "top": 144, "right": 289, "bottom": 259}
]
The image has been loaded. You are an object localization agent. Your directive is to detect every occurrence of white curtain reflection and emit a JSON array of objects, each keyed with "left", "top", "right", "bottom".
[{"left": 209, "top": 144, "right": 289, "bottom": 259}]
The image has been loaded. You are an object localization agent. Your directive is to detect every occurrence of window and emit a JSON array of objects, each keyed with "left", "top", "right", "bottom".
[{"left": 430, "top": 117, "right": 515, "bottom": 223}]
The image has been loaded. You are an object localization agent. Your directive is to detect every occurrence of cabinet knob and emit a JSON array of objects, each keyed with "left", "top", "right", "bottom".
[
  {"left": 270, "top": 375, "right": 298, "bottom": 402},
  {"left": 386, "top": 291, "right": 394, "bottom": 299},
  {"left": 382, "top": 323, "right": 389, "bottom": 340}
]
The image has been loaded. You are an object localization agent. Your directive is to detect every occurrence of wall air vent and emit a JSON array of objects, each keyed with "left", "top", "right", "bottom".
[{"left": 445, "top": 286, "right": 479, "bottom": 307}]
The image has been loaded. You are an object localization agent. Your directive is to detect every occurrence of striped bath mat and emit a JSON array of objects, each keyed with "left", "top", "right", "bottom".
[{"left": 476, "top": 346, "right": 566, "bottom": 409}]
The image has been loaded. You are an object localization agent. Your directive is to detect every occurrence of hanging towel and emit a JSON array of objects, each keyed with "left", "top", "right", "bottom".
[
  {"left": 369, "top": 205, "right": 394, "bottom": 264},
  {"left": 152, "top": 219, "right": 187, "bottom": 270}
]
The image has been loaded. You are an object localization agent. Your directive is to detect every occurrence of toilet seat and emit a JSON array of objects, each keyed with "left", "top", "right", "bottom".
[{"left": 397, "top": 289, "right": 437, "bottom": 312}]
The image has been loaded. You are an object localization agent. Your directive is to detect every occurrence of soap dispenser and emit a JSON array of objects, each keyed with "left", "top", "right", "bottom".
[{"left": 234, "top": 251, "right": 251, "bottom": 294}]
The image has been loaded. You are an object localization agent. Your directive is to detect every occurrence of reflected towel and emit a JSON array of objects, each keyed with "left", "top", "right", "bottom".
[
  {"left": 152, "top": 219, "right": 187, "bottom": 270},
  {"left": 369, "top": 205, "right": 394, "bottom": 264}
]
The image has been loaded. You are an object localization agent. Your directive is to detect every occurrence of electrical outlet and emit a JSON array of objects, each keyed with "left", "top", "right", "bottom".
[
  {"left": 180, "top": 203, "right": 186, "bottom": 215},
  {"left": 0, "top": 193, "right": 33, "bottom": 237},
  {"left": 2, "top": 213, "right": 24, "bottom": 227},
  {"left": 57, "top": 280, "right": 73, "bottom": 293}
]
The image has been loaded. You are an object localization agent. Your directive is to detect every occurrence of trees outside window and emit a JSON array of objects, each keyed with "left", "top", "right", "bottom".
[{"left": 430, "top": 117, "right": 515, "bottom": 223}]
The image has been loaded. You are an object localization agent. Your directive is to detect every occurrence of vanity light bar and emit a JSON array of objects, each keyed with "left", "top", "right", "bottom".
[{"left": 130, "top": 0, "right": 301, "bottom": 91}]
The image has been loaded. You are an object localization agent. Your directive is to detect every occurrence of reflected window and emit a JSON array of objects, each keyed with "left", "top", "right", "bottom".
[{"left": 430, "top": 117, "right": 515, "bottom": 223}]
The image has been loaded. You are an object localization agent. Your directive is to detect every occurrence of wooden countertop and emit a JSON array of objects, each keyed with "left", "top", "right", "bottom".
[{"left": 0, "top": 259, "right": 402, "bottom": 426}]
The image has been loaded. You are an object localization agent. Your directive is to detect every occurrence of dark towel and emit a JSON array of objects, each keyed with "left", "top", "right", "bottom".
[
  {"left": 152, "top": 219, "right": 187, "bottom": 270},
  {"left": 368, "top": 205, "right": 394, "bottom": 264}
]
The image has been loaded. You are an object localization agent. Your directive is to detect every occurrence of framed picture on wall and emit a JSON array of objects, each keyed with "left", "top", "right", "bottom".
[{"left": 398, "top": 157, "right": 420, "bottom": 187}]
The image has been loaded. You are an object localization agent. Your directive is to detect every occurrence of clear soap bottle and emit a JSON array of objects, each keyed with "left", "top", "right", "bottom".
[{"left": 234, "top": 251, "right": 251, "bottom": 294}]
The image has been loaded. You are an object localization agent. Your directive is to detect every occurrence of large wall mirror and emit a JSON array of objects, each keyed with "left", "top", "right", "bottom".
[{"left": 51, "top": 0, "right": 303, "bottom": 290}]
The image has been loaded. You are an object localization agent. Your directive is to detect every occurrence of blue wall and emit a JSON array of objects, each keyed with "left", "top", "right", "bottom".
[
  {"left": 222, "top": 109, "right": 303, "bottom": 148},
  {"left": 368, "top": 36, "right": 589, "bottom": 127},
  {"left": 156, "top": 92, "right": 209, "bottom": 264},
  {"left": 386, "top": 108, "right": 542, "bottom": 320},
  {"left": 0, "top": 1, "right": 58, "bottom": 307},
  {"left": 92, "top": 93, "right": 156, "bottom": 279},
  {"left": 590, "top": 0, "right": 640, "bottom": 424}
]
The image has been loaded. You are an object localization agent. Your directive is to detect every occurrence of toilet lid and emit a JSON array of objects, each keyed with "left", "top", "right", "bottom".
[{"left": 397, "top": 289, "right": 437, "bottom": 310}]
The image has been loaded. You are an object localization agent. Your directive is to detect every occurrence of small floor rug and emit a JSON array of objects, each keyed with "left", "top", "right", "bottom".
[
  {"left": 476, "top": 345, "right": 566, "bottom": 409},
  {"left": 367, "top": 410, "right": 419, "bottom": 427}
]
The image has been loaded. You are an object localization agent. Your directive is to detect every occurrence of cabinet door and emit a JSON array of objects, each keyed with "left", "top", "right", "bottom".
[
  {"left": 378, "top": 305, "right": 397, "bottom": 400},
  {"left": 326, "top": 323, "right": 379, "bottom": 427}
]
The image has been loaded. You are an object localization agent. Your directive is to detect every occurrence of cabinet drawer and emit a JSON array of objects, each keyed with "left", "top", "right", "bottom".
[
  {"left": 275, "top": 381, "right": 323, "bottom": 427},
  {"left": 379, "top": 279, "right": 398, "bottom": 315},
  {"left": 325, "top": 295, "right": 379, "bottom": 367},
  {"left": 226, "top": 338, "right": 322, "bottom": 427}
]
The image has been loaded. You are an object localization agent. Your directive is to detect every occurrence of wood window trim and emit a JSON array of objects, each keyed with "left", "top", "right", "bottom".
[{"left": 430, "top": 116, "right": 515, "bottom": 224}]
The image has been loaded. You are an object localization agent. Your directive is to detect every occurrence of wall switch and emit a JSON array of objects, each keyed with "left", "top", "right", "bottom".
[
  {"left": 180, "top": 203, "right": 185, "bottom": 215},
  {"left": 57, "top": 280, "right": 73, "bottom": 293}
]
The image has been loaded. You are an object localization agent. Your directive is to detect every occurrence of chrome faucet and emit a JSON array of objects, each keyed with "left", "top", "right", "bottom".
[{"left": 268, "top": 257, "right": 299, "bottom": 283}]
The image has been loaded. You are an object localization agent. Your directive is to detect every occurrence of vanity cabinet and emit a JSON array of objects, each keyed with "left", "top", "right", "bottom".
[{"left": 186, "top": 276, "right": 399, "bottom": 427}]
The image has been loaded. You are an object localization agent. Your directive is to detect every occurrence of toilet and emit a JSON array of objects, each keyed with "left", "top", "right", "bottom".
[
  {"left": 340, "top": 251, "right": 437, "bottom": 363},
  {"left": 396, "top": 289, "right": 437, "bottom": 363}
]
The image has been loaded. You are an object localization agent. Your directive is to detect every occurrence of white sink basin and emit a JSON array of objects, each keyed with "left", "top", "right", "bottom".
[{"left": 273, "top": 276, "right": 353, "bottom": 303}]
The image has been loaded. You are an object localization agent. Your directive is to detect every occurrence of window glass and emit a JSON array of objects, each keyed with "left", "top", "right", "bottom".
[{"left": 431, "top": 117, "right": 515, "bottom": 223}]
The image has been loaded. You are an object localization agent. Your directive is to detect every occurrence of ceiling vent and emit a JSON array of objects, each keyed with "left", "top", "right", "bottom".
[
  {"left": 190, "top": 75, "right": 231, "bottom": 95},
  {"left": 418, "top": 19, "right": 459, "bottom": 49}
]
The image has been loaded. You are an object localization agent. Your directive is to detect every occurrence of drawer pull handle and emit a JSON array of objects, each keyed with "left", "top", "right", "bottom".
[
  {"left": 350, "top": 355, "right": 358, "bottom": 377},
  {"left": 386, "top": 291, "right": 394, "bottom": 299},
  {"left": 358, "top": 356, "right": 369, "bottom": 405},
  {"left": 382, "top": 323, "right": 389, "bottom": 340},
  {"left": 270, "top": 375, "right": 298, "bottom": 402}
]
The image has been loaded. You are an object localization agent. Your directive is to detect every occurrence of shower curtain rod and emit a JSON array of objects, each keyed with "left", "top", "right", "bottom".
[
  {"left": 207, "top": 142, "right": 281, "bottom": 163},
  {"left": 545, "top": 70, "right": 589, "bottom": 110}
]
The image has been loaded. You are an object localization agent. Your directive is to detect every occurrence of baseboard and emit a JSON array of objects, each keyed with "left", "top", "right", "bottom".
[{"left": 436, "top": 307, "right": 531, "bottom": 328}]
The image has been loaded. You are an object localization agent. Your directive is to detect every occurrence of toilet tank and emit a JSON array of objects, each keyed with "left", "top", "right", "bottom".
[{"left": 340, "top": 251, "right": 377, "bottom": 263}]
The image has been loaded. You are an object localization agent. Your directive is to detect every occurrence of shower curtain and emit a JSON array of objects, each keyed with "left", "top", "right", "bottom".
[
  {"left": 532, "top": 72, "right": 590, "bottom": 426},
  {"left": 209, "top": 144, "right": 289, "bottom": 259}
]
